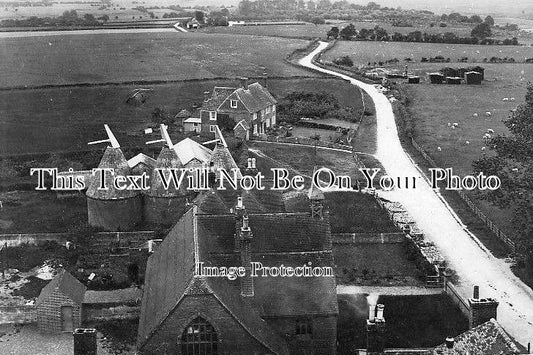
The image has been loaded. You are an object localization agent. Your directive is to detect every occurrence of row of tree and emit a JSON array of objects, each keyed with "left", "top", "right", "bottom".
[
  {"left": 327, "top": 24, "right": 518, "bottom": 45},
  {"left": 0, "top": 10, "right": 105, "bottom": 27}
]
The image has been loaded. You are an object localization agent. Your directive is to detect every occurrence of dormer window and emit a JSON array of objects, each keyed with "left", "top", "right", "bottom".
[
  {"left": 230, "top": 100, "right": 238, "bottom": 108},
  {"left": 295, "top": 318, "right": 312, "bottom": 336},
  {"left": 209, "top": 111, "right": 217, "bottom": 121}
]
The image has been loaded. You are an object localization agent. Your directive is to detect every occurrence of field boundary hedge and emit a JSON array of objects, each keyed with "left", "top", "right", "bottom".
[{"left": 410, "top": 137, "right": 516, "bottom": 253}]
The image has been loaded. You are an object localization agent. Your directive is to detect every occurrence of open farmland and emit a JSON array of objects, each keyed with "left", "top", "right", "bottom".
[
  {"left": 0, "top": 77, "right": 363, "bottom": 155},
  {"left": 0, "top": 31, "right": 317, "bottom": 88},
  {"left": 323, "top": 40, "right": 533, "bottom": 244},
  {"left": 323, "top": 40, "right": 533, "bottom": 66}
]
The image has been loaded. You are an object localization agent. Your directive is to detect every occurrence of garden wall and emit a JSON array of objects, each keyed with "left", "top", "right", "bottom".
[{"left": 0, "top": 305, "right": 36, "bottom": 324}]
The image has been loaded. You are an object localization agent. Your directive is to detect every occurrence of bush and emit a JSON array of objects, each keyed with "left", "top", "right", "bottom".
[{"left": 333, "top": 55, "right": 354, "bottom": 67}]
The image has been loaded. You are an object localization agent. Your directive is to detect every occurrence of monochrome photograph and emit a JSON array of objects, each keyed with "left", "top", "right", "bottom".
[{"left": 0, "top": 0, "right": 532, "bottom": 353}]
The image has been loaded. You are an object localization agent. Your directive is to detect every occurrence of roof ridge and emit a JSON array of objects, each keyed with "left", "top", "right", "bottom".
[{"left": 489, "top": 318, "right": 522, "bottom": 352}]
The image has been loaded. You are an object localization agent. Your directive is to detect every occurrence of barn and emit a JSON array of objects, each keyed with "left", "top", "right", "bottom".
[
  {"left": 429, "top": 73, "right": 444, "bottom": 84},
  {"left": 466, "top": 71, "right": 483, "bottom": 85},
  {"left": 36, "top": 269, "right": 86, "bottom": 333}
]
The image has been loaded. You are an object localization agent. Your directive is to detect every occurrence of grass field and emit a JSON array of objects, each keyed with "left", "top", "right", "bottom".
[
  {"left": 323, "top": 40, "right": 533, "bottom": 66},
  {"left": 324, "top": 40, "right": 533, "bottom": 241},
  {"left": 0, "top": 31, "right": 316, "bottom": 88},
  {"left": 0, "top": 77, "right": 363, "bottom": 155}
]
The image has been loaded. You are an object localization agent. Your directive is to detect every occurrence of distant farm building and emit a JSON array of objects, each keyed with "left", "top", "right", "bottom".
[
  {"left": 408, "top": 76, "right": 420, "bottom": 84},
  {"left": 446, "top": 77, "right": 462, "bottom": 85},
  {"left": 36, "top": 269, "right": 86, "bottom": 333},
  {"left": 186, "top": 18, "right": 200, "bottom": 29},
  {"left": 429, "top": 73, "right": 444, "bottom": 84},
  {"left": 182, "top": 117, "right": 202, "bottom": 133},
  {"left": 466, "top": 71, "right": 483, "bottom": 85}
]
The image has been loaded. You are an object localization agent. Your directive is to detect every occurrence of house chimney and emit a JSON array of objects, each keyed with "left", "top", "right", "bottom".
[
  {"left": 445, "top": 337, "right": 454, "bottom": 349},
  {"left": 262, "top": 72, "right": 268, "bottom": 88},
  {"left": 203, "top": 91, "right": 210, "bottom": 102},
  {"left": 234, "top": 197, "right": 246, "bottom": 250},
  {"left": 368, "top": 305, "right": 375, "bottom": 322},
  {"left": 366, "top": 310, "right": 386, "bottom": 354},
  {"left": 240, "top": 215, "right": 254, "bottom": 297},
  {"left": 376, "top": 304, "right": 385, "bottom": 321},
  {"left": 239, "top": 77, "right": 248, "bottom": 90},
  {"left": 244, "top": 157, "right": 258, "bottom": 176},
  {"left": 468, "top": 286, "right": 498, "bottom": 328}
]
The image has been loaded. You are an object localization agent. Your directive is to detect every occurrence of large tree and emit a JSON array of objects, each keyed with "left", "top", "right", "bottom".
[
  {"left": 339, "top": 23, "right": 357, "bottom": 40},
  {"left": 473, "top": 83, "right": 533, "bottom": 269},
  {"left": 471, "top": 22, "right": 492, "bottom": 39}
]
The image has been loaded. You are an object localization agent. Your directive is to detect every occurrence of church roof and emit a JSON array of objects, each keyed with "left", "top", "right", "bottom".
[
  {"left": 138, "top": 205, "right": 336, "bottom": 354},
  {"left": 86, "top": 146, "right": 140, "bottom": 200}
]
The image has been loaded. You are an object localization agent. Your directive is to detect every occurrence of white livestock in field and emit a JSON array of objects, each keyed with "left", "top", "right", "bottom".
[
  {"left": 473, "top": 113, "right": 478, "bottom": 117},
  {"left": 503, "top": 98, "right": 509, "bottom": 101},
  {"left": 487, "top": 129, "right": 495, "bottom": 134},
  {"left": 437, "top": 146, "right": 442, "bottom": 152},
  {"left": 485, "top": 111, "right": 492, "bottom": 117}
]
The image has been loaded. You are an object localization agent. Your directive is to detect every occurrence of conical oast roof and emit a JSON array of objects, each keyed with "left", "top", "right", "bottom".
[
  {"left": 241, "top": 190, "right": 266, "bottom": 213},
  {"left": 148, "top": 147, "right": 187, "bottom": 197},
  {"left": 209, "top": 143, "right": 243, "bottom": 179},
  {"left": 308, "top": 167, "right": 325, "bottom": 201},
  {"left": 86, "top": 146, "right": 140, "bottom": 200}
]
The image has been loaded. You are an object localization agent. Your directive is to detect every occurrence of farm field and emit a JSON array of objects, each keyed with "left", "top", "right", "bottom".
[
  {"left": 0, "top": 31, "right": 317, "bottom": 88},
  {"left": 0, "top": 77, "right": 362, "bottom": 155},
  {"left": 323, "top": 40, "right": 533, "bottom": 66},
  {"left": 324, "top": 40, "right": 533, "bottom": 238}
]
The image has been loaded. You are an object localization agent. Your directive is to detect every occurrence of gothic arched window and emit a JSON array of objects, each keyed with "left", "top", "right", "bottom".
[{"left": 181, "top": 317, "right": 218, "bottom": 355}]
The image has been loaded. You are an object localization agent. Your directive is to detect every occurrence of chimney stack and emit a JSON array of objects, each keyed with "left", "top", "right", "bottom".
[
  {"left": 239, "top": 215, "right": 254, "bottom": 297},
  {"left": 468, "top": 286, "right": 498, "bottom": 328},
  {"left": 244, "top": 157, "right": 258, "bottom": 176},
  {"left": 239, "top": 77, "right": 248, "bottom": 90},
  {"left": 368, "top": 305, "right": 375, "bottom": 322},
  {"left": 262, "top": 72, "right": 268, "bottom": 88},
  {"left": 366, "top": 303, "right": 386, "bottom": 354},
  {"left": 234, "top": 197, "right": 246, "bottom": 250}
]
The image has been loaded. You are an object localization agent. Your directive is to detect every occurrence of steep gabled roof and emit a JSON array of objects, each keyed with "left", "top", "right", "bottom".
[
  {"left": 138, "top": 207, "right": 290, "bottom": 355},
  {"left": 432, "top": 319, "right": 525, "bottom": 355},
  {"left": 86, "top": 146, "right": 140, "bottom": 200},
  {"left": 195, "top": 190, "right": 229, "bottom": 214},
  {"left": 127, "top": 153, "right": 156, "bottom": 170},
  {"left": 175, "top": 109, "right": 192, "bottom": 119},
  {"left": 36, "top": 269, "right": 86, "bottom": 307},
  {"left": 202, "top": 87, "right": 237, "bottom": 111},
  {"left": 173, "top": 138, "right": 212, "bottom": 166},
  {"left": 232, "top": 82, "right": 277, "bottom": 113}
]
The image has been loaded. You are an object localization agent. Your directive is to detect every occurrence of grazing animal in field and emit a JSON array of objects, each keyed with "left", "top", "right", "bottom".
[
  {"left": 503, "top": 98, "right": 509, "bottom": 101},
  {"left": 465, "top": 141, "right": 470, "bottom": 145},
  {"left": 510, "top": 97, "right": 516, "bottom": 101},
  {"left": 473, "top": 113, "right": 478, "bottom": 117},
  {"left": 437, "top": 147, "right": 442, "bottom": 152},
  {"left": 485, "top": 111, "right": 492, "bottom": 117},
  {"left": 453, "top": 122, "right": 458, "bottom": 127},
  {"left": 487, "top": 129, "right": 494, "bottom": 134},
  {"left": 481, "top": 147, "right": 486, "bottom": 151},
  {"left": 447, "top": 122, "right": 451, "bottom": 127},
  {"left": 512, "top": 168, "right": 519, "bottom": 172}
]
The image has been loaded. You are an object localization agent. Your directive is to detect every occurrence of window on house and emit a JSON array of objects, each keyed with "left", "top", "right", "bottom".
[
  {"left": 181, "top": 317, "right": 218, "bottom": 355},
  {"left": 210, "top": 125, "right": 216, "bottom": 133},
  {"left": 265, "top": 106, "right": 270, "bottom": 114},
  {"left": 272, "top": 105, "right": 276, "bottom": 112},
  {"left": 253, "top": 124, "right": 258, "bottom": 135},
  {"left": 209, "top": 111, "right": 216, "bottom": 121},
  {"left": 253, "top": 113, "right": 257, "bottom": 120},
  {"left": 230, "top": 100, "right": 238, "bottom": 108},
  {"left": 295, "top": 318, "right": 312, "bottom": 336}
]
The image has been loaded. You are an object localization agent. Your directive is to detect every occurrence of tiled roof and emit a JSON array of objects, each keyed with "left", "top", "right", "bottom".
[
  {"left": 83, "top": 287, "right": 142, "bottom": 305},
  {"left": 137, "top": 207, "right": 196, "bottom": 348},
  {"left": 432, "top": 319, "right": 525, "bottom": 355},
  {"left": 36, "top": 269, "right": 86, "bottom": 307},
  {"left": 86, "top": 146, "right": 140, "bottom": 200},
  {"left": 147, "top": 147, "right": 186, "bottom": 197},
  {"left": 183, "top": 117, "right": 201, "bottom": 124},
  {"left": 241, "top": 190, "right": 267, "bottom": 213},
  {"left": 195, "top": 190, "right": 229, "bottom": 214},
  {"left": 202, "top": 87, "right": 236, "bottom": 111},
  {"left": 172, "top": 137, "right": 212, "bottom": 166},
  {"left": 233, "top": 82, "right": 277, "bottom": 113}
]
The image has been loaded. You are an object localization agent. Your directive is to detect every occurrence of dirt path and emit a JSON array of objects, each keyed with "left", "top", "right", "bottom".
[{"left": 299, "top": 41, "right": 533, "bottom": 346}]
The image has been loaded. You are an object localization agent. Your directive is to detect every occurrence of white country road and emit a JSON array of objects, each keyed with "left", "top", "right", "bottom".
[{"left": 299, "top": 41, "right": 533, "bottom": 346}]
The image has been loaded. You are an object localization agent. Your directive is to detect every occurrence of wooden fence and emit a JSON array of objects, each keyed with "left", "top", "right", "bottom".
[
  {"left": 251, "top": 134, "right": 353, "bottom": 151},
  {"left": 332, "top": 232, "right": 406, "bottom": 244},
  {"left": 410, "top": 137, "right": 516, "bottom": 253}
]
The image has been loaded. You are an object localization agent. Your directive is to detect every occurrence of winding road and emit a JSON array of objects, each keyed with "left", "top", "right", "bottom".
[{"left": 299, "top": 41, "right": 533, "bottom": 346}]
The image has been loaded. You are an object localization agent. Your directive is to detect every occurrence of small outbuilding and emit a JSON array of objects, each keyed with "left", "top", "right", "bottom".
[
  {"left": 467, "top": 66, "right": 485, "bottom": 80},
  {"left": 466, "top": 71, "right": 483, "bottom": 85},
  {"left": 182, "top": 117, "right": 202, "bottom": 133},
  {"left": 446, "top": 77, "right": 462, "bottom": 85},
  {"left": 36, "top": 269, "right": 86, "bottom": 333},
  {"left": 429, "top": 73, "right": 444, "bottom": 84},
  {"left": 408, "top": 76, "right": 420, "bottom": 84}
]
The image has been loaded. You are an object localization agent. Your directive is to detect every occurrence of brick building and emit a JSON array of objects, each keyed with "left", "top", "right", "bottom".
[
  {"left": 200, "top": 79, "right": 277, "bottom": 139},
  {"left": 36, "top": 269, "right": 86, "bottom": 333},
  {"left": 137, "top": 188, "right": 338, "bottom": 354}
]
